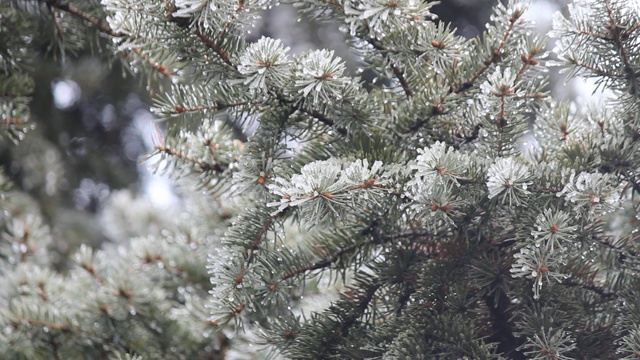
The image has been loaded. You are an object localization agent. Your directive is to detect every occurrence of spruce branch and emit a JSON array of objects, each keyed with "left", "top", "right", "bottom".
[
  {"left": 323, "top": 0, "right": 345, "bottom": 15},
  {"left": 305, "top": 281, "right": 383, "bottom": 359},
  {"left": 215, "top": 0, "right": 245, "bottom": 46},
  {"left": 167, "top": 0, "right": 247, "bottom": 67},
  {"left": 282, "top": 228, "right": 432, "bottom": 281},
  {"left": 47, "top": 4, "right": 65, "bottom": 43},
  {"left": 566, "top": 59, "right": 618, "bottom": 78},
  {"left": 281, "top": 239, "right": 365, "bottom": 281},
  {"left": 603, "top": 0, "right": 639, "bottom": 92},
  {"left": 274, "top": 91, "right": 349, "bottom": 137},
  {"left": 193, "top": 27, "right": 234, "bottom": 66},
  {"left": 6, "top": 0, "right": 640, "bottom": 358},
  {"left": 244, "top": 214, "right": 276, "bottom": 263},
  {"left": 390, "top": 62, "right": 414, "bottom": 97},
  {"left": 47, "top": 335, "right": 61, "bottom": 360},
  {"left": 77, "top": 261, "right": 106, "bottom": 285},
  {"left": 153, "top": 144, "right": 226, "bottom": 173},
  {"left": 43, "top": 0, "right": 176, "bottom": 82},
  {"left": 367, "top": 38, "right": 415, "bottom": 97},
  {"left": 42, "top": 0, "right": 125, "bottom": 38},
  {"left": 309, "top": 108, "right": 349, "bottom": 137},
  {"left": 484, "top": 290, "right": 523, "bottom": 359},
  {"left": 130, "top": 48, "right": 173, "bottom": 79},
  {"left": 407, "top": 6, "right": 525, "bottom": 133},
  {"left": 562, "top": 280, "right": 618, "bottom": 298},
  {"left": 458, "top": 8, "right": 523, "bottom": 93},
  {"left": 17, "top": 318, "right": 73, "bottom": 332},
  {"left": 170, "top": 101, "right": 251, "bottom": 115}
]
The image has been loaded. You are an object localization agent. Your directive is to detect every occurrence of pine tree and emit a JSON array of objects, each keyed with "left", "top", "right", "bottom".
[{"left": 2, "top": 0, "right": 640, "bottom": 359}]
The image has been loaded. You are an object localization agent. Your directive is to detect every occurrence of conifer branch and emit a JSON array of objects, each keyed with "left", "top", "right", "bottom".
[
  {"left": 367, "top": 39, "right": 414, "bottom": 98},
  {"left": 154, "top": 145, "right": 226, "bottom": 173},
  {"left": 390, "top": 62, "right": 414, "bottom": 97},
  {"left": 15, "top": 317, "right": 91, "bottom": 334},
  {"left": 458, "top": 9, "right": 522, "bottom": 93},
  {"left": 563, "top": 280, "right": 618, "bottom": 298},
  {"left": 47, "top": 5, "right": 64, "bottom": 43},
  {"left": 281, "top": 238, "right": 367, "bottom": 281},
  {"left": 131, "top": 48, "right": 172, "bottom": 79},
  {"left": 141, "top": 253, "right": 209, "bottom": 285},
  {"left": 323, "top": 0, "right": 345, "bottom": 15},
  {"left": 282, "top": 229, "right": 432, "bottom": 281},
  {"left": 312, "top": 282, "right": 382, "bottom": 358},
  {"left": 171, "top": 101, "right": 251, "bottom": 115},
  {"left": 17, "top": 224, "right": 32, "bottom": 263},
  {"left": 42, "top": 0, "right": 125, "bottom": 38},
  {"left": 5, "top": 0, "right": 640, "bottom": 357},
  {"left": 78, "top": 261, "right": 106, "bottom": 285},
  {"left": 217, "top": 0, "right": 244, "bottom": 45},
  {"left": 193, "top": 27, "right": 234, "bottom": 66},
  {"left": 308, "top": 108, "right": 348, "bottom": 137},
  {"left": 244, "top": 216, "right": 276, "bottom": 263},
  {"left": 44, "top": 0, "right": 176, "bottom": 82},
  {"left": 186, "top": 0, "right": 247, "bottom": 68},
  {"left": 407, "top": 9, "right": 522, "bottom": 133},
  {"left": 273, "top": 91, "right": 349, "bottom": 137},
  {"left": 47, "top": 336, "right": 61, "bottom": 360},
  {"left": 567, "top": 59, "right": 618, "bottom": 78},
  {"left": 496, "top": 94, "right": 508, "bottom": 155},
  {"left": 603, "top": 0, "right": 637, "bottom": 90},
  {"left": 484, "top": 291, "right": 523, "bottom": 358}
]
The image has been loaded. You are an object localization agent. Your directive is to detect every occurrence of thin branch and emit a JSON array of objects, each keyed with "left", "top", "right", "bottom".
[
  {"left": 273, "top": 92, "right": 349, "bottom": 137},
  {"left": 183, "top": 0, "right": 246, "bottom": 67},
  {"left": 568, "top": 59, "right": 619, "bottom": 78},
  {"left": 323, "top": 0, "right": 346, "bottom": 15},
  {"left": 562, "top": 280, "right": 617, "bottom": 298},
  {"left": 282, "top": 229, "right": 432, "bottom": 280},
  {"left": 77, "top": 261, "right": 106, "bottom": 285},
  {"left": 281, "top": 240, "right": 363, "bottom": 281},
  {"left": 367, "top": 38, "right": 414, "bottom": 98},
  {"left": 44, "top": 0, "right": 125, "bottom": 38},
  {"left": 194, "top": 27, "right": 233, "bottom": 66},
  {"left": 245, "top": 216, "right": 276, "bottom": 263},
  {"left": 309, "top": 108, "right": 348, "bottom": 137},
  {"left": 313, "top": 281, "right": 382, "bottom": 359},
  {"left": 390, "top": 62, "right": 415, "bottom": 97},
  {"left": 171, "top": 101, "right": 251, "bottom": 115},
  {"left": 154, "top": 145, "right": 225, "bottom": 173},
  {"left": 131, "top": 48, "right": 172, "bottom": 79},
  {"left": 604, "top": 0, "right": 640, "bottom": 92},
  {"left": 456, "top": 11, "right": 521, "bottom": 93},
  {"left": 17, "top": 318, "right": 73, "bottom": 332},
  {"left": 47, "top": 5, "right": 64, "bottom": 42},
  {"left": 407, "top": 9, "right": 523, "bottom": 133},
  {"left": 47, "top": 335, "right": 61, "bottom": 360}
]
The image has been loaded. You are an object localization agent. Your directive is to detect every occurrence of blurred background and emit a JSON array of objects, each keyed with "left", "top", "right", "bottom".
[{"left": 1, "top": 0, "right": 576, "bottom": 267}]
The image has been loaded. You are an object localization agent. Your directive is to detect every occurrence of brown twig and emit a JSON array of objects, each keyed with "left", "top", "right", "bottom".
[
  {"left": 408, "top": 9, "right": 524, "bottom": 133},
  {"left": 568, "top": 59, "right": 618, "bottom": 78},
  {"left": 194, "top": 27, "right": 233, "bottom": 66},
  {"left": 391, "top": 62, "right": 415, "bottom": 97},
  {"left": 131, "top": 48, "right": 172, "bottom": 78},
  {"left": 604, "top": 0, "right": 639, "bottom": 91},
  {"left": 154, "top": 145, "right": 225, "bottom": 173},
  {"left": 367, "top": 38, "right": 415, "bottom": 98},
  {"left": 244, "top": 216, "right": 275, "bottom": 263},
  {"left": 282, "top": 229, "right": 432, "bottom": 281},
  {"left": 172, "top": 101, "right": 250, "bottom": 115},
  {"left": 44, "top": 0, "right": 125, "bottom": 38},
  {"left": 46, "top": 4, "right": 65, "bottom": 42},
  {"left": 273, "top": 91, "right": 349, "bottom": 137}
]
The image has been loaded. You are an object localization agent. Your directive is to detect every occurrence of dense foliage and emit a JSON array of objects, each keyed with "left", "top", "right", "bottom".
[{"left": 2, "top": 0, "right": 640, "bottom": 359}]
